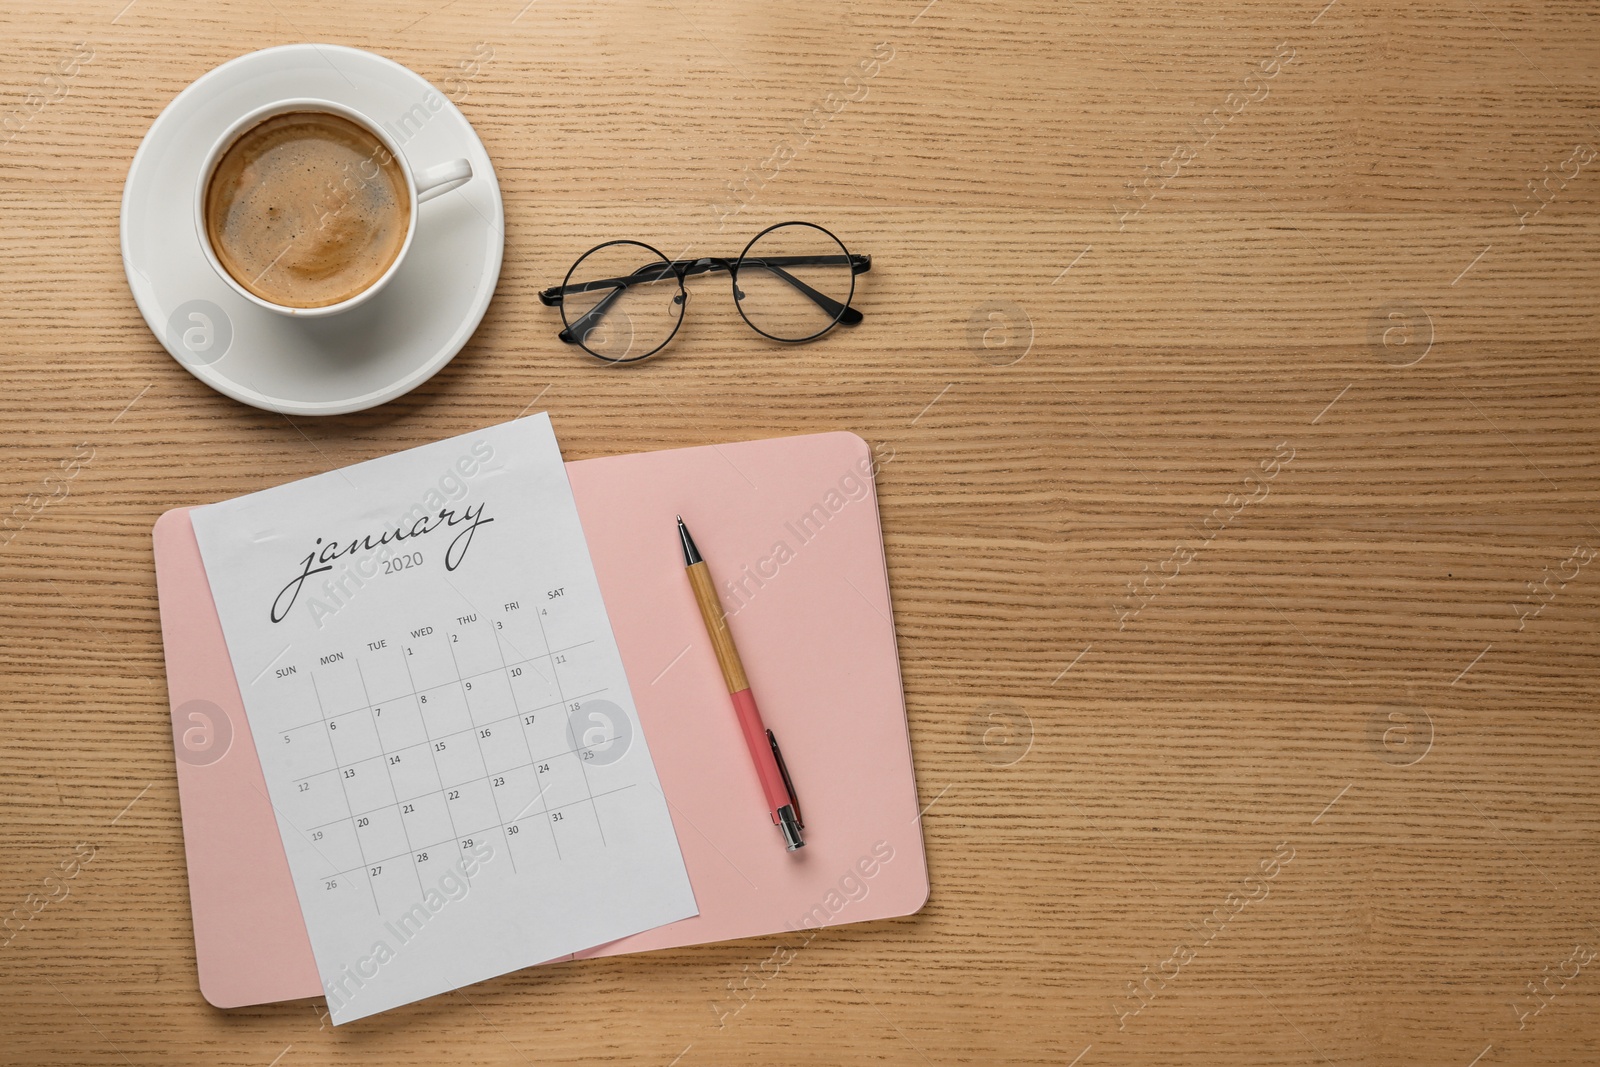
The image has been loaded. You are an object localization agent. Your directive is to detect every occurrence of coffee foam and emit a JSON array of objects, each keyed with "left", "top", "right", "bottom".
[{"left": 205, "top": 111, "right": 409, "bottom": 309}]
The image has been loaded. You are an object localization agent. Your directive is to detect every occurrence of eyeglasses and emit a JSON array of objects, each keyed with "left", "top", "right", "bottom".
[{"left": 538, "top": 221, "right": 871, "bottom": 363}]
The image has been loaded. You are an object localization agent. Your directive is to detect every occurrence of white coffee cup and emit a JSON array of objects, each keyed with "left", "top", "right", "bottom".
[{"left": 194, "top": 97, "right": 473, "bottom": 318}]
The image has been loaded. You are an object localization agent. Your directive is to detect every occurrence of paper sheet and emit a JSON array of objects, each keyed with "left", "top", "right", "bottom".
[{"left": 189, "top": 413, "right": 697, "bottom": 1023}]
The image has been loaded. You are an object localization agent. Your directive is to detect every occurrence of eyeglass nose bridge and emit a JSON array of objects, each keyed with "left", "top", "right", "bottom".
[
  {"left": 676, "top": 256, "right": 737, "bottom": 279},
  {"left": 673, "top": 256, "right": 741, "bottom": 300}
]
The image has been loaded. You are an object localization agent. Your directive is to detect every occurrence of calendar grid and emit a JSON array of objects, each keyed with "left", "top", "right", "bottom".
[
  {"left": 308, "top": 671, "right": 381, "bottom": 913},
  {"left": 305, "top": 726, "right": 622, "bottom": 831},
  {"left": 531, "top": 601, "right": 606, "bottom": 846},
  {"left": 399, "top": 640, "right": 462, "bottom": 857},
  {"left": 490, "top": 616, "right": 564, "bottom": 859},
  {"left": 263, "top": 772, "right": 376, "bottom": 891},
  {"left": 320, "top": 785, "right": 639, "bottom": 883},
  {"left": 286, "top": 688, "right": 611, "bottom": 786},
  {"left": 443, "top": 635, "right": 519, "bottom": 875},
  {"left": 353, "top": 658, "right": 425, "bottom": 897},
  {"left": 277, "top": 602, "right": 627, "bottom": 914},
  {"left": 271, "top": 640, "right": 598, "bottom": 744},
  {"left": 450, "top": 639, "right": 596, "bottom": 689}
]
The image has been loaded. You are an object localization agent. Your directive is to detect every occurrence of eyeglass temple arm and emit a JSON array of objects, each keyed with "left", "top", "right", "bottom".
[
  {"left": 743, "top": 261, "right": 863, "bottom": 326},
  {"left": 550, "top": 262, "right": 677, "bottom": 345},
  {"left": 557, "top": 287, "right": 623, "bottom": 345}
]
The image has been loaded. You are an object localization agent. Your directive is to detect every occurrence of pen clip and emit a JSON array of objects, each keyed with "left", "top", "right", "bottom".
[{"left": 767, "top": 729, "right": 802, "bottom": 829}]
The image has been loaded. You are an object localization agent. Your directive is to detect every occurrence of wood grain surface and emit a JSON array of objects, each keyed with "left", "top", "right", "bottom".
[{"left": 3, "top": 0, "right": 1599, "bottom": 1063}]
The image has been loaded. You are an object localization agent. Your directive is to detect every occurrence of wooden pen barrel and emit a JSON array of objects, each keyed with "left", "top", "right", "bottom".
[{"left": 685, "top": 559, "right": 748, "bottom": 693}]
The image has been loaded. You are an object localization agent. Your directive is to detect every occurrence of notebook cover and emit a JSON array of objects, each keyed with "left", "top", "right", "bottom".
[{"left": 154, "top": 429, "right": 927, "bottom": 1009}]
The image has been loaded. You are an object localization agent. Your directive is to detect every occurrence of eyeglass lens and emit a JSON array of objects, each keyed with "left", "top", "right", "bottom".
[
  {"left": 559, "top": 240, "right": 683, "bottom": 363},
  {"left": 734, "top": 222, "right": 855, "bottom": 343}
]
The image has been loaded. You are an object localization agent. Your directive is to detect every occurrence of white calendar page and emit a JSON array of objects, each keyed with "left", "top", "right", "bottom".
[{"left": 190, "top": 414, "right": 697, "bottom": 1024}]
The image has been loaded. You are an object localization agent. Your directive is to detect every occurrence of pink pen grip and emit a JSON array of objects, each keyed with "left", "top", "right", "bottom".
[{"left": 728, "top": 688, "right": 790, "bottom": 818}]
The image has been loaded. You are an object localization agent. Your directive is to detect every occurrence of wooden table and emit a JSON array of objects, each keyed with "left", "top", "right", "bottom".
[{"left": 3, "top": 0, "right": 1598, "bottom": 1063}]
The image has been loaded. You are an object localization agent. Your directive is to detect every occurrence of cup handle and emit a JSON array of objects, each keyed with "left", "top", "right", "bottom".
[{"left": 414, "top": 158, "right": 473, "bottom": 204}]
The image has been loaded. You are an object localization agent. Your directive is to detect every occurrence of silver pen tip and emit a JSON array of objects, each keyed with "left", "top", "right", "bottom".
[{"left": 778, "top": 805, "right": 804, "bottom": 851}]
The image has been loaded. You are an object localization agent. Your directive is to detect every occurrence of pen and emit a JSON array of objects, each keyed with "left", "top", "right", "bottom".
[{"left": 677, "top": 515, "right": 805, "bottom": 851}]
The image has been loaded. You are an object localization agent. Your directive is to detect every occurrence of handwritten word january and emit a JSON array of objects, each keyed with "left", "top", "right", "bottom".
[{"left": 271, "top": 502, "right": 495, "bottom": 623}]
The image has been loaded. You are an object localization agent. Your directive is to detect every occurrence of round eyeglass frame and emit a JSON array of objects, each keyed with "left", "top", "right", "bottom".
[
  {"left": 555, "top": 221, "right": 861, "bottom": 364},
  {"left": 557, "top": 238, "right": 685, "bottom": 364},
  {"left": 732, "top": 220, "right": 858, "bottom": 345}
]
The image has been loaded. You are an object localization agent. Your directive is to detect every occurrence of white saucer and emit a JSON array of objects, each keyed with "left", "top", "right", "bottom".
[{"left": 120, "top": 44, "right": 504, "bottom": 415}]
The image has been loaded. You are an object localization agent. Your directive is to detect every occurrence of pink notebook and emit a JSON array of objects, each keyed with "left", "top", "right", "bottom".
[{"left": 154, "top": 430, "right": 928, "bottom": 1009}]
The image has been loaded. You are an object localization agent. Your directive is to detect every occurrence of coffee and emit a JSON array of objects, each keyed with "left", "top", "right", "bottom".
[{"left": 204, "top": 111, "right": 409, "bottom": 309}]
